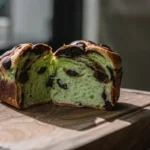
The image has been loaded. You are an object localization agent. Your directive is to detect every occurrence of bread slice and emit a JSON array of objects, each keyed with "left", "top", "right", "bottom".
[
  {"left": 0, "top": 43, "right": 54, "bottom": 108},
  {"left": 0, "top": 40, "right": 122, "bottom": 110},
  {"left": 52, "top": 40, "right": 122, "bottom": 110}
]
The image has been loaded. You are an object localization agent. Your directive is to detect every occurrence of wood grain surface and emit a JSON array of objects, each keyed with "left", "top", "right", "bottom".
[{"left": 0, "top": 88, "right": 150, "bottom": 150}]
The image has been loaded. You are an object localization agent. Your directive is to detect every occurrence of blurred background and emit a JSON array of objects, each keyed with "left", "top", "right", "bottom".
[{"left": 0, "top": 0, "right": 150, "bottom": 91}]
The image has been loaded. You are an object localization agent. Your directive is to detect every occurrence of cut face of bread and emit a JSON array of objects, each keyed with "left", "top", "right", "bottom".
[
  {"left": 0, "top": 40, "right": 122, "bottom": 110},
  {"left": 51, "top": 57, "right": 110, "bottom": 109},
  {"left": 53, "top": 40, "right": 122, "bottom": 110},
  {"left": 16, "top": 44, "right": 55, "bottom": 108},
  {"left": 0, "top": 43, "right": 54, "bottom": 108}
]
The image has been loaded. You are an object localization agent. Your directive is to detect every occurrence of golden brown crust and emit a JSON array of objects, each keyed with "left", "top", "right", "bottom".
[
  {"left": 0, "top": 44, "right": 33, "bottom": 74},
  {"left": 53, "top": 101, "right": 106, "bottom": 110},
  {"left": 0, "top": 43, "right": 52, "bottom": 109},
  {"left": 114, "top": 69, "right": 123, "bottom": 102},
  {"left": 0, "top": 79, "right": 20, "bottom": 108},
  {"left": 55, "top": 40, "right": 121, "bottom": 69},
  {"left": 0, "top": 44, "right": 33, "bottom": 108},
  {"left": 70, "top": 40, "right": 122, "bottom": 69}
]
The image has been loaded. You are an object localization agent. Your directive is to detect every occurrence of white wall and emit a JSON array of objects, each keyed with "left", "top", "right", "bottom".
[
  {"left": 0, "top": 17, "right": 10, "bottom": 47},
  {"left": 82, "top": 0, "right": 99, "bottom": 43},
  {"left": 11, "top": 0, "right": 53, "bottom": 43}
]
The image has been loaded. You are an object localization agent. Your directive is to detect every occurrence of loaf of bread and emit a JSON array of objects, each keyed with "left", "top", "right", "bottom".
[{"left": 0, "top": 40, "right": 122, "bottom": 110}]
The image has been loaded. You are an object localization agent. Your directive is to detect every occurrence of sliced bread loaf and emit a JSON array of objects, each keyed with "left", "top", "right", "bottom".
[{"left": 0, "top": 40, "right": 122, "bottom": 110}]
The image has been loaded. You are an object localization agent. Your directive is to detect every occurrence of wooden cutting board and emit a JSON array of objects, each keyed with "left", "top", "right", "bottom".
[{"left": 0, "top": 88, "right": 150, "bottom": 150}]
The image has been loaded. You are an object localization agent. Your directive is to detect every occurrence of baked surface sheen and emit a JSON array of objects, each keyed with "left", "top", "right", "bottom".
[{"left": 0, "top": 40, "right": 122, "bottom": 110}]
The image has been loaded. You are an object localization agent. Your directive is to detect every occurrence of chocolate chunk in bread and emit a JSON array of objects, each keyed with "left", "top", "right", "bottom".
[
  {"left": 94, "top": 70, "right": 109, "bottom": 83},
  {"left": 2, "top": 57, "right": 11, "bottom": 70},
  {"left": 18, "top": 71, "right": 29, "bottom": 84},
  {"left": 66, "top": 69, "right": 79, "bottom": 77},
  {"left": 46, "top": 75, "right": 55, "bottom": 87},
  {"left": 57, "top": 79, "right": 68, "bottom": 90},
  {"left": 37, "top": 67, "right": 47, "bottom": 74},
  {"left": 102, "top": 89, "right": 107, "bottom": 101},
  {"left": 55, "top": 47, "right": 84, "bottom": 58},
  {"left": 31, "top": 44, "right": 50, "bottom": 55}
]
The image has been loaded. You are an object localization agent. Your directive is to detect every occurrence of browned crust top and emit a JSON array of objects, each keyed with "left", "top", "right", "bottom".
[
  {"left": 0, "top": 43, "right": 52, "bottom": 61},
  {"left": 55, "top": 40, "right": 122, "bottom": 70},
  {"left": 0, "top": 43, "right": 52, "bottom": 108},
  {"left": 0, "top": 79, "right": 20, "bottom": 108}
]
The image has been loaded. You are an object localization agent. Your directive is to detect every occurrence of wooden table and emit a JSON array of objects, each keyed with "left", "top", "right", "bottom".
[{"left": 0, "top": 88, "right": 150, "bottom": 150}]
